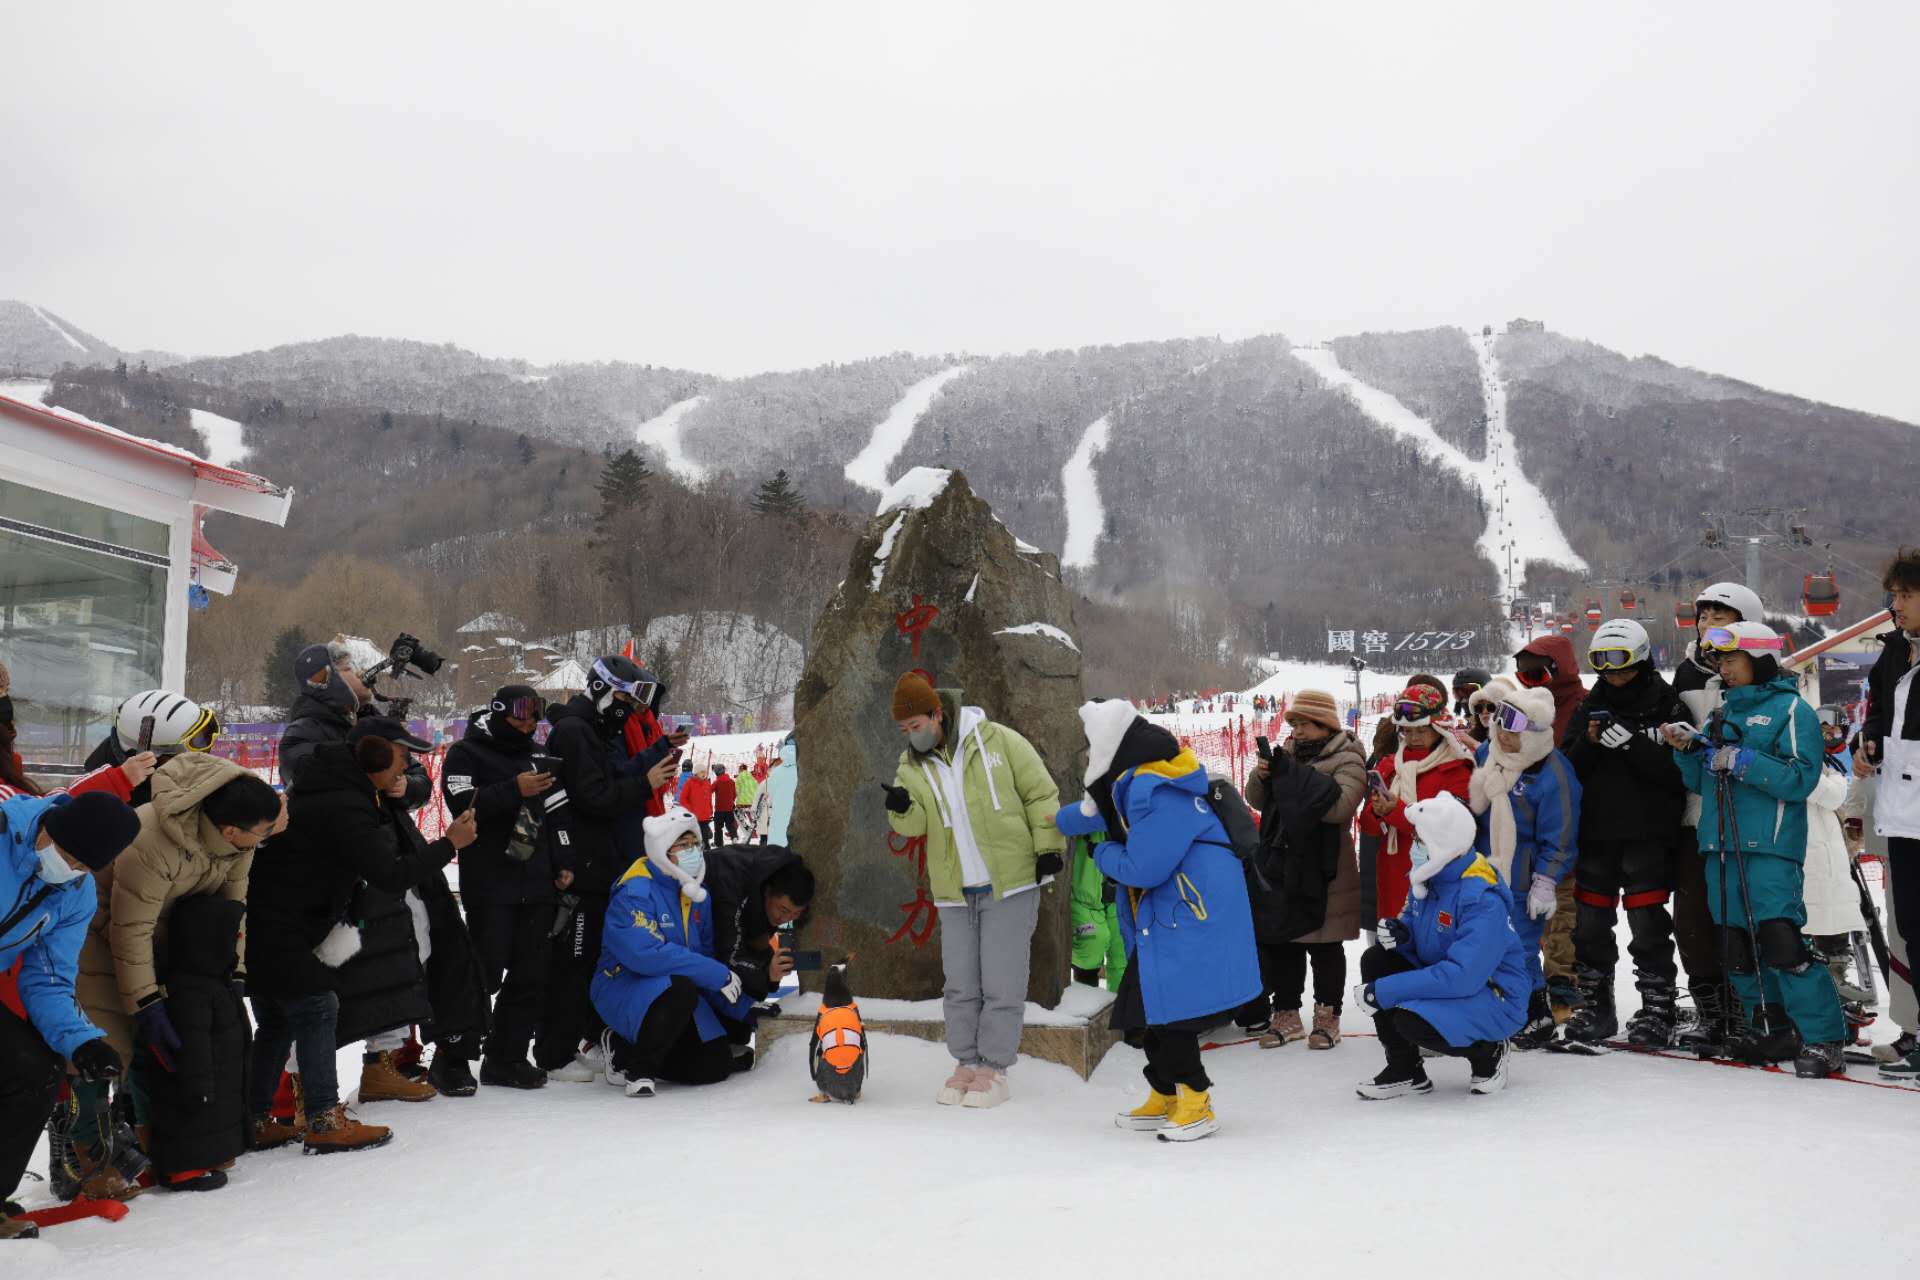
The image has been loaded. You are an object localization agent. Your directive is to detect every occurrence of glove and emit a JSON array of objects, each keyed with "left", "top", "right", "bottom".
[
  {"left": 70, "top": 1038, "right": 122, "bottom": 1084},
  {"left": 1642, "top": 725, "right": 1670, "bottom": 745},
  {"left": 1034, "top": 852, "right": 1064, "bottom": 878},
  {"left": 719, "top": 970, "right": 744, "bottom": 1005},
  {"left": 1352, "top": 983, "right": 1380, "bottom": 1017},
  {"left": 1376, "top": 917, "right": 1410, "bottom": 951},
  {"left": 230, "top": 976, "right": 247, "bottom": 1000},
  {"left": 1709, "top": 746, "right": 1754, "bottom": 777},
  {"left": 879, "top": 783, "right": 913, "bottom": 815},
  {"left": 136, "top": 998, "right": 182, "bottom": 1072},
  {"left": 1599, "top": 723, "right": 1633, "bottom": 750},
  {"left": 1527, "top": 874, "right": 1558, "bottom": 921}
]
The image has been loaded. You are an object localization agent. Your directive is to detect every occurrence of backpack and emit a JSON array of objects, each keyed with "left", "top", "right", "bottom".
[{"left": 1197, "top": 773, "right": 1273, "bottom": 892}]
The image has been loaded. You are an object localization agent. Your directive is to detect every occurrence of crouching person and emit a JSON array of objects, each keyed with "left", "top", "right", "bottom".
[
  {"left": 591, "top": 808, "right": 754, "bottom": 1097},
  {"left": 1354, "top": 795, "right": 1530, "bottom": 1099},
  {"left": 1060, "top": 701, "right": 1260, "bottom": 1143}
]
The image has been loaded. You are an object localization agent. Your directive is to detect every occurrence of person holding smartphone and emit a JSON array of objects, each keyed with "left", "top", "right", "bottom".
[{"left": 1859, "top": 547, "right": 1920, "bottom": 1078}]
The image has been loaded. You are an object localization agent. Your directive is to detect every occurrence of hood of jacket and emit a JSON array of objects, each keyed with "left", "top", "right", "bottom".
[
  {"left": 288, "top": 687, "right": 357, "bottom": 735},
  {"left": 1113, "top": 748, "right": 1208, "bottom": 811},
  {"left": 164, "top": 893, "right": 245, "bottom": 979},
  {"left": 1518, "top": 635, "right": 1583, "bottom": 695},
  {"left": 463, "top": 708, "right": 535, "bottom": 756},
  {"left": 1721, "top": 672, "right": 1802, "bottom": 721},
  {"left": 289, "top": 740, "right": 380, "bottom": 803},
  {"left": 147, "top": 751, "right": 254, "bottom": 858},
  {"left": 551, "top": 692, "right": 616, "bottom": 740},
  {"left": 1287, "top": 728, "right": 1362, "bottom": 766}
]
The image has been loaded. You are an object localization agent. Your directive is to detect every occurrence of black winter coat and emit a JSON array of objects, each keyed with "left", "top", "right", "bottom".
[
  {"left": 705, "top": 844, "right": 804, "bottom": 1000},
  {"left": 1561, "top": 665, "right": 1688, "bottom": 844},
  {"left": 147, "top": 895, "right": 248, "bottom": 1177},
  {"left": 83, "top": 733, "right": 155, "bottom": 807},
  {"left": 442, "top": 711, "right": 568, "bottom": 906},
  {"left": 245, "top": 743, "right": 455, "bottom": 999},
  {"left": 1671, "top": 644, "right": 1718, "bottom": 699},
  {"left": 543, "top": 696, "right": 668, "bottom": 898},
  {"left": 279, "top": 690, "right": 432, "bottom": 811},
  {"left": 1246, "top": 754, "right": 1342, "bottom": 943},
  {"left": 1864, "top": 630, "right": 1919, "bottom": 758}
]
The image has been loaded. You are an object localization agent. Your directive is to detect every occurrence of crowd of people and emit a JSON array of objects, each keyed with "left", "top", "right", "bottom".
[{"left": 1, "top": 548, "right": 1916, "bottom": 1235}]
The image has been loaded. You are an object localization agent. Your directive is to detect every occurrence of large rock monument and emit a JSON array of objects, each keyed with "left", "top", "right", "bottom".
[{"left": 790, "top": 467, "right": 1086, "bottom": 1003}]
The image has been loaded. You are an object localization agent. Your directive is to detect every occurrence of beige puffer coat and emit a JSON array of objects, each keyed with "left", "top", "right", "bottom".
[
  {"left": 77, "top": 753, "right": 256, "bottom": 1058},
  {"left": 1246, "top": 729, "right": 1369, "bottom": 944}
]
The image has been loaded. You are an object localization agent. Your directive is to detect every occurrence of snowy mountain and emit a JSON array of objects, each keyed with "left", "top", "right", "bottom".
[{"left": 0, "top": 299, "right": 122, "bottom": 370}]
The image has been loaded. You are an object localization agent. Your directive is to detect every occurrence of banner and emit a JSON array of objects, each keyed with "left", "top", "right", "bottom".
[{"left": 1326, "top": 629, "right": 1480, "bottom": 655}]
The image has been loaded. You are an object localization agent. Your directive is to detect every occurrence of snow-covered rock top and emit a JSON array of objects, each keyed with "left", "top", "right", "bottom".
[
  {"left": 995, "top": 623, "right": 1080, "bottom": 652},
  {"left": 875, "top": 465, "right": 954, "bottom": 516}
]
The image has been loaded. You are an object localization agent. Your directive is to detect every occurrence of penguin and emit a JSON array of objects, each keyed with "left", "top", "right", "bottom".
[{"left": 808, "top": 961, "right": 867, "bottom": 1104}]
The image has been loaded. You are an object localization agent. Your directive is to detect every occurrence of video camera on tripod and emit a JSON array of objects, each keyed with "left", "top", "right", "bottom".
[{"left": 356, "top": 631, "right": 445, "bottom": 720}]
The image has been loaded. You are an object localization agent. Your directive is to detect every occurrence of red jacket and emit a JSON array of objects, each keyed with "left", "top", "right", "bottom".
[
  {"left": 713, "top": 774, "right": 737, "bottom": 812},
  {"left": 0, "top": 757, "right": 134, "bottom": 802},
  {"left": 1516, "top": 634, "right": 1584, "bottom": 742},
  {"left": 622, "top": 708, "right": 671, "bottom": 818},
  {"left": 1358, "top": 743, "right": 1474, "bottom": 918},
  {"left": 679, "top": 774, "right": 714, "bottom": 821}
]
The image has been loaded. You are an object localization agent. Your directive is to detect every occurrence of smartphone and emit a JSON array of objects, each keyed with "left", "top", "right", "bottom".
[
  {"left": 1255, "top": 735, "right": 1272, "bottom": 762},
  {"left": 136, "top": 715, "right": 156, "bottom": 753},
  {"left": 1366, "top": 769, "right": 1387, "bottom": 796},
  {"left": 531, "top": 753, "right": 559, "bottom": 777},
  {"left": 790, "top": 950, "right": 824, "bottom": 972},
  {"left": 1589, "top": 710, "right": 1614, "bottom": 727}
]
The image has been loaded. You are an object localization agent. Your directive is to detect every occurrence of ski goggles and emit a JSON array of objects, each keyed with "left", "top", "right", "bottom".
[
  {"left": 1514, "top": 664, "right": 1555, "bottom": 688},
  {"left": 1699, "top": 627, "right": 1783, "bottom": 655},
  {"left": 1491, "top": 702, "right": 1546, "bottom": 734},
  {"left": 593, "top": 664, "right": 660, "bottom": 707},
  {"left": 494, "top": 694, "right": 544, "bottom": 721},
  {"left": 1391, "top": 687, "right": 1446, "bottom": 726},
  {"left": 1588, "top": 648, "right": 1639, "bottom": 673},
  {"left": 159, "top": 708, "right": 221, "bottom": 754}
]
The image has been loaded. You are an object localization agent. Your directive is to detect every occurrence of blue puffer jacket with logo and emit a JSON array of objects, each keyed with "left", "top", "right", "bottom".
[{"left": 1373, "top": 846, "right": 1531, "bottom": 1046}]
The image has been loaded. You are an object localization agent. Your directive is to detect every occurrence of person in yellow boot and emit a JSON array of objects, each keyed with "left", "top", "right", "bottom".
[{"left": 1058, "top": 700, "right": 1261, "bottom": 1142}]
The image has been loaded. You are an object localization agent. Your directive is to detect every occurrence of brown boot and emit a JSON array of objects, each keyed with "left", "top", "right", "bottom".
[
  {"left": 251, "top": 1115, "right": 301, "bottom": 1151},
  {"left": 0, "top": 1212, "right": 38, "bottom": 1241},
  {"left": 302, "top": 1105, "right": 393, "bottom": 1155},
  {"left": 1307, "top": 1003, "right": 1342, "bottom": 1049},
  {"left": 359, "top": 1052, "right": 438, "bottom": 1103},
  {"left": 1258, "top": 1008, "right": 1306, "bottom": 1049}
]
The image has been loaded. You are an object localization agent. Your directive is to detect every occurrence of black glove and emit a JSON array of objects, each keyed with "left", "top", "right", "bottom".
[
  {"left": 71, "top": 1038, "right": 123, "bottom": 1083},
  {"left": 231, "top": 977, "right": 247, "bottom": 1000},
  {"left": 1034, "top": 852, "right": 1064, "bottom": 878},
  {"left": 879, "top": 783, "right": 913, "bottom": 815}
]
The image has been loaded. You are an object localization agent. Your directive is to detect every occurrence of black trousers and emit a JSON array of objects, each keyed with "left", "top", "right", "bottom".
[
  {"left": 1574, "top": 837, "right": 1679, "bottom": 986},
  {"left": 1672, "top": 828, "right": 1724, "bottom": 992},
  {"left": 0, "top": 1004, "right": 66, "bottom": 1200},
  {"left": 534, "top": 893, "right": 606, "bottom": 1071},
  {"left": 467, "top": 899, "right": 553, "bottom": 1062},
  {"left": 607, "top": 976, "right": 733, "bottom": 1085},
  {"left": 713, "top": 810, "right": 738, "bottom": 844},
  {"left": 1888, "top": 838, "right": 1920, "bottom": 965},
  {"left": 1267, "top": 941, "right": 1348, "bottom": 1012},
  {"left": 1141, "top": 1028, "right": 1210, "bottom": 1094},
  {"left": 1360, "top": 946, "right": 1502, "bottom": 1074},
  {"left": 696, "top": 820, "right": 713, "bottom": 849}
]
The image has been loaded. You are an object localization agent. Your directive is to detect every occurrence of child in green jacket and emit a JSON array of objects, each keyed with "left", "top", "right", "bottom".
[{"left": 1069, "top": 831, "right": 1125, "bottom": 991}]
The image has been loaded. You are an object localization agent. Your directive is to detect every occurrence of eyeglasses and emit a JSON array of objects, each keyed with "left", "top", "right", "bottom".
[
  {"left": 1588, "top": 648, "right": 1638, "bottom": 672},
  {"left": 1493, "top": 702, "right": 1544, "bottom": 733}
]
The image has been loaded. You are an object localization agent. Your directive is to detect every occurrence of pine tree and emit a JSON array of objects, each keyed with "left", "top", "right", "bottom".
[
  {"left": 516, "top": 433, "right": 536, "bottom": 465},
  {"left": 263, "top": 626, "right": 310, "bottom": 716},
  {"left": 750, "top": 469, "right": 805, "bottom": 518},
  {"left": 645, "top": 638, "right": 675, "bottom": 692},
  {"left": 595, "top": 449, "right": 653, "bottom": 529}
]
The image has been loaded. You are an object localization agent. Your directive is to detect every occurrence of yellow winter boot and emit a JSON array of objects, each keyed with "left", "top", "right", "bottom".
[
  {"left": 1156, "top": 1085, "right": 1218, "bottom": 1143},
  {"left": 1114, "top": 1089, "right": 1175, "bottom": 1132}
]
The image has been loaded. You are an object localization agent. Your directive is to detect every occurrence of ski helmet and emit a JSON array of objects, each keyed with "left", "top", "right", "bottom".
[
  {"left": 115, "top": 690, "right": 220, "bottom": 755},
  {"left": 1588, "top": 618, "right": 1651, "bottom": 672},
  {"left": 587, "top": 656, "right": 655, "bottom": 721},
  {"left": 1702, "top": 620, "right": 1784, "bottom": 683},
  {"left": 1694, "top": 582, "right": 1763, "bottom": 624}
]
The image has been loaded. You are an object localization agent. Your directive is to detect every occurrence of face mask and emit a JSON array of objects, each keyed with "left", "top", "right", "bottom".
[
  {"left": 598, "top": 693, "right": 632, "bottom": 726},
  {"left": 37, "top": 845, "right": 87, "bottom": 886},
  {"left": 315, "top": 677, "right": 357, "bottom": 713},
  {"left": 907, "top": 725, "right": 940, "bottom": 753},
  {"left": 1408, "top": 841, "right": 1431, "bottom": 871},
  {"left": 675, "top": 843, "right": 706, "bottom": 882}
]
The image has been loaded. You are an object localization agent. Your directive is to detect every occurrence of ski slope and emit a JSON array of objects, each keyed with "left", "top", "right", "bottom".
[
  {"left": 632, "top": 394, "right": 711, "bottom": 484},
  {"left": 28, "top": 302, "right": 89, "bottom": 353},
  {"left": 843, "top": 366, "right": 971, "bottom": 494},
  {"left": 188, "top": 408, "right": 249, "bottom": 468},
  {"left": 1059, "top": 414, "right": 1111, "bottom": 570}
]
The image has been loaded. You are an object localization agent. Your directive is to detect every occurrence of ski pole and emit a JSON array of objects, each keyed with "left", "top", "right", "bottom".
[
  {"left": 1847, "top": 848, "right": 1894, "bottom": 983},
  {"left": 1719, "top": 775, "right": 1776, "bottom": 1039}
]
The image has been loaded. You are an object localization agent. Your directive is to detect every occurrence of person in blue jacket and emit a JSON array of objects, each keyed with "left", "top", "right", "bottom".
[
  {"left": 1466, "top": 685, "right": 1581, "bottom": 1050},
  {"left": 765, "top": 739, "right": 798, "bottom": 847},
  {"left": 1663, "top": 621, "right": 1848, "bottom": 1077},
  {"left": 1353, "top": 793, "right": 1530, "bottom": 1099},
  {"left": 591, "top": 806, "right": 755, "bottom": 1097},
  {"left": 1, "top": 791, "right": 142, "bottom": 1237},
  {"left": 1059, "top": 700, "right": 1260, "bottom": 1143}
]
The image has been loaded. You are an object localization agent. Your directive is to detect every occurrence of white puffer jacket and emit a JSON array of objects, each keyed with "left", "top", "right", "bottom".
[{"left": 1802, "top": 763, "right": 1866, "bottom": 936}]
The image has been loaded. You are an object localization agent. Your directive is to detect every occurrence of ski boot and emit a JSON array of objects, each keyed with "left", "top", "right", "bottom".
[
  {"left": 1563, "top": 969, "right": 1616, "bottom": 1044},
  {"left": 426, "top": 1051, "right": 478, "bottom": 1097},
  {"left": 1679, "top": 985, "right": 1735, "bottom": 1057},
  {"left": 1793, "top": 1041, "right": 1847, "bottom": 1079},
  {"left": 1624, "top": 978, "right": 1678, "bottom": 1048},
  {"left": 1510, "top": 988, "right": 1556, "bottom": 1052},
  {"left": 1728, "top": 1004, "right": 1800, "bottom": 1065}
]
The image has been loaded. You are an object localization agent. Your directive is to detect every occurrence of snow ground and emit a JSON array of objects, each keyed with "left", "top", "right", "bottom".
[
  {"left": 631, "top": 394, "right": 711, "bottom": 484},
  {"left": 16, "top": 923, "right": 1916, "bottom": 1277},
  {"left": 187, "top": 408, "right": 248, "bottom": 468},
  {"left": 843, "top": 366, "right": 971, "bottom": 495},
  {"left": 1059, "top": 413, "right": 1111, "bottom": 570}
]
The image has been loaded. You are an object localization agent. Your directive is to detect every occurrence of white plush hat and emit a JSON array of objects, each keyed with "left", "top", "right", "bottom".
[
  {"left": 1499, "top": 685, "right": 1558, "bottom": 736},
  {"left": 1467, "top": 674, "right": 1520, "bottom": 715},
  {"left": 1404, "top": 794, "right": 1479, "bottom": 900},
  {"left": 1079, "top": 698, "right": 1141, "bottom": 787},
  {"left": 642, "top": 807, "right": 707, "bottom": 902}
]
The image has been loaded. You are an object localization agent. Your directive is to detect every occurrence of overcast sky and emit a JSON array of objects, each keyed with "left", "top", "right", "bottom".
[{"left": 5, "top": 2, "right": 1916, "bottom": 421}]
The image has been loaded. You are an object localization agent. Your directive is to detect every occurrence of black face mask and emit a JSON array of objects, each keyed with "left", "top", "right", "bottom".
[
  {"left": 0, "top": 695, "right": 12, "bottom": 729},
  {"left": 603, "top": 700, "right": 632, "bottom": 727}
]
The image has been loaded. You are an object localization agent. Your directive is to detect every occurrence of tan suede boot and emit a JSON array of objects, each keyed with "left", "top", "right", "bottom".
[{"left": 358, "top": 1051, "right": 438, "bottom": 1103}]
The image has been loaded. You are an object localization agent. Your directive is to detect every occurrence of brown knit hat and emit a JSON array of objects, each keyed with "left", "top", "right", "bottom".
[
  {"left": 1285, "top": 689, "right": 1342, "bottom": 733},
  {"left": 891, "top": 671, "right": 941, "bottom": 721}
]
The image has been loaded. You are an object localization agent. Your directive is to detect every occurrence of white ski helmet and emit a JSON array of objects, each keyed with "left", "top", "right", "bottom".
[
  {"left": 1695, "top": 581, "right": 1763, "bottom": 624},
  {"left": 1588, "top": 618, "right": 1651, "bottom": 671},
  {"left": 115, "top": 690, "right": 220, "bottom": 754}
]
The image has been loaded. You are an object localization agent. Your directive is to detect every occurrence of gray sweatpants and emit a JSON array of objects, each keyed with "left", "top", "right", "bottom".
[{"left": 936, "top": 887, "right": 1040, "bottom": 1070}]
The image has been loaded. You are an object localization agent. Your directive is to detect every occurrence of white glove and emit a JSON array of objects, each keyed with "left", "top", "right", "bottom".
[
  {"left": 1527, "top": 874, "right": 1558, "bottom": 920},
  {"left": 1352, "top": 983, "right": 1380, "bottom": 1017},
  {"left": 719, "top": 970, "right": 744, "bottom": 1004},
  {"left": 1376, "top": 917, "right": 1409, "bottom": 951},
  {"left": 1599, "top": 723, "right": 1633, "bottom": 750}
]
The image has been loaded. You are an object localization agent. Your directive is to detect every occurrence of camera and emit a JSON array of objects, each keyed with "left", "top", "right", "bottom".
[{"left": 389, "top": 632, "right": 444, "bottom": 676}]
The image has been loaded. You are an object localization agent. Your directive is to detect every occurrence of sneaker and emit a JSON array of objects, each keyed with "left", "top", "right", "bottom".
[
  {"left": 546, "top": 1057, "right": 599, "bottom": 1084},
  {"left": 1878, "top": 1046, "right": 1920, "bottom": 1081},
  {"left": 1115, "top": 1089, "right": 1175, "bottom": 1132},
  {"left": 1794, "top": 1041, "right": 1847, "bottom": 1079},
  {"left": 623, "top": 1076, "right": 658, "bottom": 1098},
  {"left": 479, "top": 1058, "right": 548, "bottom": 1090},
  {"left": 1356, "top": 1063, "right": 1433, "bottom": 1101},
  {"left": 1156, "top": 1086, "right": 1218, "bottom": 1142},
  {"left": 1511, "top": 988, "right": 1556, "bottom": 1051},
  {"left": 427, "top": 1052, "right": 478, "bottom": 1098},
  {"left": 160, "top": 1168, "right": 228, "bottom": 1192},
  {"left": 599, "top": 1030, "right": 630, "bottom": 1090},
  {"left": 1469, "top": 1041, "right": 1510, "bottom": 1095},
  {"left": 359, "top": 1051, "right": 437, "bottom": 1104},
  {"left": 728, "top": 1045, "right": 756, "bottom": 1075},
  {"left": 936, "top": 1063, "right": 976, "bottom": 1106},
  {"left": 1306, "top": 1004, "right": 1341, "bottom": 1050},
  {"left": 302, "top": 1105, "right": 392, "bottom": 1155},
  {"left": 1236, "top": 1011, "right": 1272, "bottom": 1038},
  {"left": 1259, "top": 1009, "right": 1306, "bottom": 1049},
  {"left": 1872, "top": 1031, "right": 1919, "bottom": 1065},
  {"left": 577, "top": 1041, "right": 609, "bottom": 1075},
  {"left": 962, "top": 1069, "right": 1010, "bottom": 1109}
]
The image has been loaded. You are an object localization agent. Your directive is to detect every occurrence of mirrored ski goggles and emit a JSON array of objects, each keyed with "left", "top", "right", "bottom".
[
  {"left": 1588, "top": 648, "right": 1639, "bottom": 672},
  {"left": 1492, "top": 702, "right": 1546, "bottom": 733},
  {"left": 495, "top": 695, "right": 544, "bottom": 721},
  {"left": 160, "top": 709, "right": 221, "bottom": 754},
  {"left": 1392, "top": 699, "right": 1437, "bottom": 726},
  {"left": 600, "top": 674, "right": 660, "bottom": 706},
  {"left": 1700, "top": 627, "right": 1783, "bottom": 655}
]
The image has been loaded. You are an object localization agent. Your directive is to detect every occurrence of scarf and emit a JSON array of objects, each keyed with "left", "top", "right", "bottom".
[
  {"left": 1384, "top": 734, "right": 1467, "bottom": 860},
  {"left": 1467, "top": 732, "right": 1554, "bottom": 881}
]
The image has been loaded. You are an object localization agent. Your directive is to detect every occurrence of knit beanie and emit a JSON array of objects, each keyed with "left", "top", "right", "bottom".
[
  {"left": 891, "top": 671, "right": 940, "bottom": 721},
  {"left": 1285, "top": 689, "right": 1342, "bottom": 734},
  {"left": 42, "top": 792, "right": 142, "bottom": 870}
]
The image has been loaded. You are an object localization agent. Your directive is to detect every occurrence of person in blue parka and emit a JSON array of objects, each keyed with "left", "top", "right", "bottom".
[
  {"left": 1, "top": 792, "right": 142, "bottom": 1236},
  {"left": 591, "top": 806, "right": 754, "bottom": 1097},
  {"left": 1664, "top": 621, "right": 1847, "bottom": 1077},
  {"left": 1353, "top": 793, "right": 1530, "bottom": 1099},
  {"left": 1059, "top": 700, "right": 1260, "bottom": 1144}
]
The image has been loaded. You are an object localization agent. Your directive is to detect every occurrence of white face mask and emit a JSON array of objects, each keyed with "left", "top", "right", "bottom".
[
  {"left": 1408, "top": 841, "right": 1432, "bottom": 871},
  {"left": 37, "top": 845, "right": 87, "bottom": 886},
  {"left": 675, "top": 842, "right": 706, "bottom": 882}
]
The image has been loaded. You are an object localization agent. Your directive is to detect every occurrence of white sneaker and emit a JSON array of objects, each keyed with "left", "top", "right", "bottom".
[
  {"left": 624, "top": 1076, "right": 658, "bottom": 1098},
  {"left": 936, "top": 1063, "right": 975, "bottom": 1106},
  {"left": 578, "top": 1041, "right": 608, "bottom": 1075},
  {"left": 1469, "top": 1042, "right": 1509, "bottom": 1095},
  {"left": 599, "top": 1030, "right": 629, "bottom": 1089},
  {"left": 546, "top": 1058, "right": 597, "bottom": 1084},
  {"left": 961, "top": 1069, "right": 1010, "bottom": 1109}
]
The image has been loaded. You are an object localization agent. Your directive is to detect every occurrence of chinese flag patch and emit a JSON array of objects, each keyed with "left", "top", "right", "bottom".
[{"left": 1437, "top": 911, "right": 1454, "bottom": 929}]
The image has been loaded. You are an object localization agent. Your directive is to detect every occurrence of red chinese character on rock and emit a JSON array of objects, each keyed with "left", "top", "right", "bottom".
[
  {"left": 894, "top": 595, "right": 940, "bottom": 661},
  {"left": 885, "top": 832, "right": 937, "bottom": 946}
]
